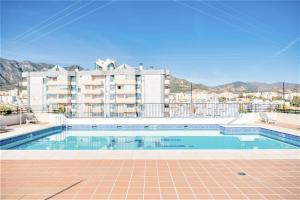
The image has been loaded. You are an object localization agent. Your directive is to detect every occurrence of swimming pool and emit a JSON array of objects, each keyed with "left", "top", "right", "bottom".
[{"left": 1, "top": 125, "right": 299, "bottom": 150}]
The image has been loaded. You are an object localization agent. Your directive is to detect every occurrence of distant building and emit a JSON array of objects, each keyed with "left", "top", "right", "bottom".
[
  {"left": 0, "top": 88, "right": 21, "bottom": 105},
  {"left": 22, "top": 59, "right": 170, "bottom": 117}
]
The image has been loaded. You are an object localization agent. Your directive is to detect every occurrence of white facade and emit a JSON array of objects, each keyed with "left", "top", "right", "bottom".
[{"left": 22, "top": 59, "right": 170, "bottom": 117}]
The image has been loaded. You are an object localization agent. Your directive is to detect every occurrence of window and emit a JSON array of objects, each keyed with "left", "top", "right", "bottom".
[
  {"left": 92, "top": 94, "right": 102, "bottom": 99},
  {"left": 107, "top": 63, "right": 114, "bottom": 70},
  {"left": 58, "top": 94, "right": 68, "bottom": 99},
  {"left": 49, "top": 77, "right": 57, "bottom": 81},
  {"left": 136, "top": 75, "right": 141, "bottom": 81},
  {"left": 117, "top": 85, "right": 122, "bottom": 90},
  {"left": 69, "top": 76, "right": 76, "bottom": 82},
  {"left": 125, "top": 94, "right": 135, "bottom": 98},
  {"left": 110, "top": 75, "right": 115, "bottom": 81},
  {"left": 136, "top": 93, "right": 141, "bottom": 100},
  {"left": 47, "top": 94, "right": 57, "bottom": 99}
]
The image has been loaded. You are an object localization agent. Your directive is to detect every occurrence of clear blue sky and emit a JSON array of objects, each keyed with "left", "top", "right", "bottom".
[{"left": 1, "top": 0, "right": 299, "bottom": 86}]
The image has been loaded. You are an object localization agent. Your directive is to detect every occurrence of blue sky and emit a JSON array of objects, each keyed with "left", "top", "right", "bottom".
[{"left": 1, "top": 0, "right": 299, "bottom": 86}]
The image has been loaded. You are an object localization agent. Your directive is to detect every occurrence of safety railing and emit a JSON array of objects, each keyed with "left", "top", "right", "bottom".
[{"left": 26, "top": 103, "right": 281, "bottom": 118}]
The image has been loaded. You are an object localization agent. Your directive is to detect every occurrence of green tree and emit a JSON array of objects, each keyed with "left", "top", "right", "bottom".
[
  {"left": 0, "top": 105, "right": 14, "bottom": 115},
  {"left": 291, "top": 96, "right": 300, "bottom": 107},
  {"left": 218, "top": 96, "right": 227, "bottom": 103}
]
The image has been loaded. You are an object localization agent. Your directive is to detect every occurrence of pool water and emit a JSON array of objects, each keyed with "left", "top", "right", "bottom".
[{"left": 10, "top": 130, "right": 298, "bottom": 150}]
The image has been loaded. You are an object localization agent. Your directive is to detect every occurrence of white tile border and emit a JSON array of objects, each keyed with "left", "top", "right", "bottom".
[
  {"left": 1, "top": 149, "right": 299, "bottom": 160},
  {"left": 0, "top": 124, "right": 55, "bottom": 140}
]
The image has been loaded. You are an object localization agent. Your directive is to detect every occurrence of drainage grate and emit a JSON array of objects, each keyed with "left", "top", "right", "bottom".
[{"left": 237, "top": 172, "right": 247, "bottom": 176}]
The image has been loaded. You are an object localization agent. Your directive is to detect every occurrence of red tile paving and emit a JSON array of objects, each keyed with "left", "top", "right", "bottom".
[{"left": 1, "top": 160, "right": 299, "bottom": 200}]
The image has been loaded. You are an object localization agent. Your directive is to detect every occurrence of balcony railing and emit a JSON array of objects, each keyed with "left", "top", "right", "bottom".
[
  {"left": 81, "top": 80, "right": 104, "bottom": 85},
  {"left": 83, "top": 89, "right": 104, "bottom": 94},
  {"left": 47, "top": 80, "right": 70, "bottom": 85},
  {"left": 114, "top": 79, "right": 136, "bottom": 85},
  {"left": 115, "top": 98, "right": 136, "bottom": 103},
  {"left": 83, "top": 98, "right": 104, "bottom": 104},
  {"left": 115, "top": 89, "right": 136, "bottom": 94},
  {"left": 46, "top": 89, "right": 70, "bottom": 94},
  {"left": 28, "top": 103, "right": 281, "bottom": 118}
]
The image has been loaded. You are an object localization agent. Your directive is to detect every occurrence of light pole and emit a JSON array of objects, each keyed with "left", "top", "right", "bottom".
[
  {"left": 282, "top": 82, "right": 285, "bottom": 110},
  {"left": 190, "top": 82, "right": 193, "bottom": 104},
  {"left": 190, "top": 82, "right": 193, "bottom": 116}
]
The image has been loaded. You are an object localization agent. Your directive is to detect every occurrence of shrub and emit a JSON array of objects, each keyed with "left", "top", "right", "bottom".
[
  {"left": 58, "top": 104, "right": 66, "bottom": 113},
  {"left": 291, "top": 96, "right": 300, "bottom": 107},
  {"left": 0, "top": 105, "right": 14, "bottom": 115},
  {"left": 218, "top": 96, "right": 227, "bottom": 103}
]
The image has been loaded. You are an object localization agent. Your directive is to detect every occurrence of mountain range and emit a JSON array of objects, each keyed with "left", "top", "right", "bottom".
[{"left": 0, "top": 57, "right": 299, "bottom": 93}]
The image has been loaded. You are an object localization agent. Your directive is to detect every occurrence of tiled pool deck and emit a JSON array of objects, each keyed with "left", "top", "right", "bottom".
[{"left": 1, "top": 160, "right": 299, "bottom": 200}]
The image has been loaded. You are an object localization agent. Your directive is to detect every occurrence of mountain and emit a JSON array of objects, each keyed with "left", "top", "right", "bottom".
[
  {"left": 0, "top": 58, "right": 83, "bottom": 89},
  {"left": 169, "top": 75, "right": 209, "bottom": 93},
  {"left": 170, "top": 79, "right": 300, "bottom": 93},
  {"left": 214, "top": 81, "right": 300, "bottom": 93},
  {"left": 0, "top": 57, "right": 299, "bottom": 93}
]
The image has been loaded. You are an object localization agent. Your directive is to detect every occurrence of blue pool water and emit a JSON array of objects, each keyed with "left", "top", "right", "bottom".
[{"left": 1, "top": 125, "right": 299, "bottom": 150}]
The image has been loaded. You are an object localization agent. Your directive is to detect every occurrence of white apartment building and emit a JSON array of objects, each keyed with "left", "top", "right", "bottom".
[{"left": 22, "top": 59, "right": 170, "bottom": 117}]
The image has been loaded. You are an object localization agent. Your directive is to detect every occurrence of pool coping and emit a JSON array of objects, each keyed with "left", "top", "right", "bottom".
[
  {"left": 1, "top": 149, "right": 299, "bottom": 160},
  {"left": 0, "top": 124, "right": 56, "bottom": 140}
]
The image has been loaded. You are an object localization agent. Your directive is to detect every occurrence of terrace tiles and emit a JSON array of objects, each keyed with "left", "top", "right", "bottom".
[{"left": 1, "top": 160, "right": 299, "bottom": 199}]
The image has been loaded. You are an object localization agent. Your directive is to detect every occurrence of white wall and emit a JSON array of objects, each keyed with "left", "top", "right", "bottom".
[
  {"left": 0, "top": 114, "right": 26, "bottom": 126},
  {"left": 143, "top": 75, "right": 164, "bottom": 103},
  {"left": 143, "top": 75, "right": 164, "bottom": 117},
  {"left": 29, "top": 77, "right": 44, "bottom": 107},
  {"left": 231, "top": 112, "right": 300, "bottom": 126},
  {"left": 231, "top": 113, "right": 259, "bottom": 124},
  {"left": 275, "top": 113, "right": 300, "bottom": 125}
]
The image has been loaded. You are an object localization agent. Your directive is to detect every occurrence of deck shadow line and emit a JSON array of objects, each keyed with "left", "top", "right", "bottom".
[{"left": 44, "top": 179, "right": 84, "bottom": 200}]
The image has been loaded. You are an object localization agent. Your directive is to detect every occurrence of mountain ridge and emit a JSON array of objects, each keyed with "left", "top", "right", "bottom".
[{"left": 0, "top": 57, "right": 299, "bottom": 93}]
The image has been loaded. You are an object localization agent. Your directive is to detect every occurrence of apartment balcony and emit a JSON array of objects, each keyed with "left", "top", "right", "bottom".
[
  {"left": 81, "top": 80, "right": 104, "bottom": 86},
  {"left": 165, "top": 79, "right": 170, "bottom": 85},
  {"left": 83, "top": 98, "right": 104, "bottom": 104},
  {"left": 47, "top": 80, "right": 70, "bottom": 86},
  {"left": 116, "top": 107, "right": 137, "bottom": 113},
  {"left": 165, "top": 88, "right": 170, "bottom": 94},
  {"left": 21, "top": 81, "right": 27, "bottom": 87},
  {"left": 115, "top": 89, "right": 136, "bottom": 95},
  {"left": 114, "top": 79, "right": 136, "bottom": 85},
  {"left": 48, "top": 98, "right": 71, "bottom": 104},
  {"left": 46, "top": 89, "right": 71, "bottom": 94},
  {"left": 115, "top": 97, "right": 136, "bottom": 104},
  {"left": 83, "top": 89, "right": 104, "bottom": 95}
]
